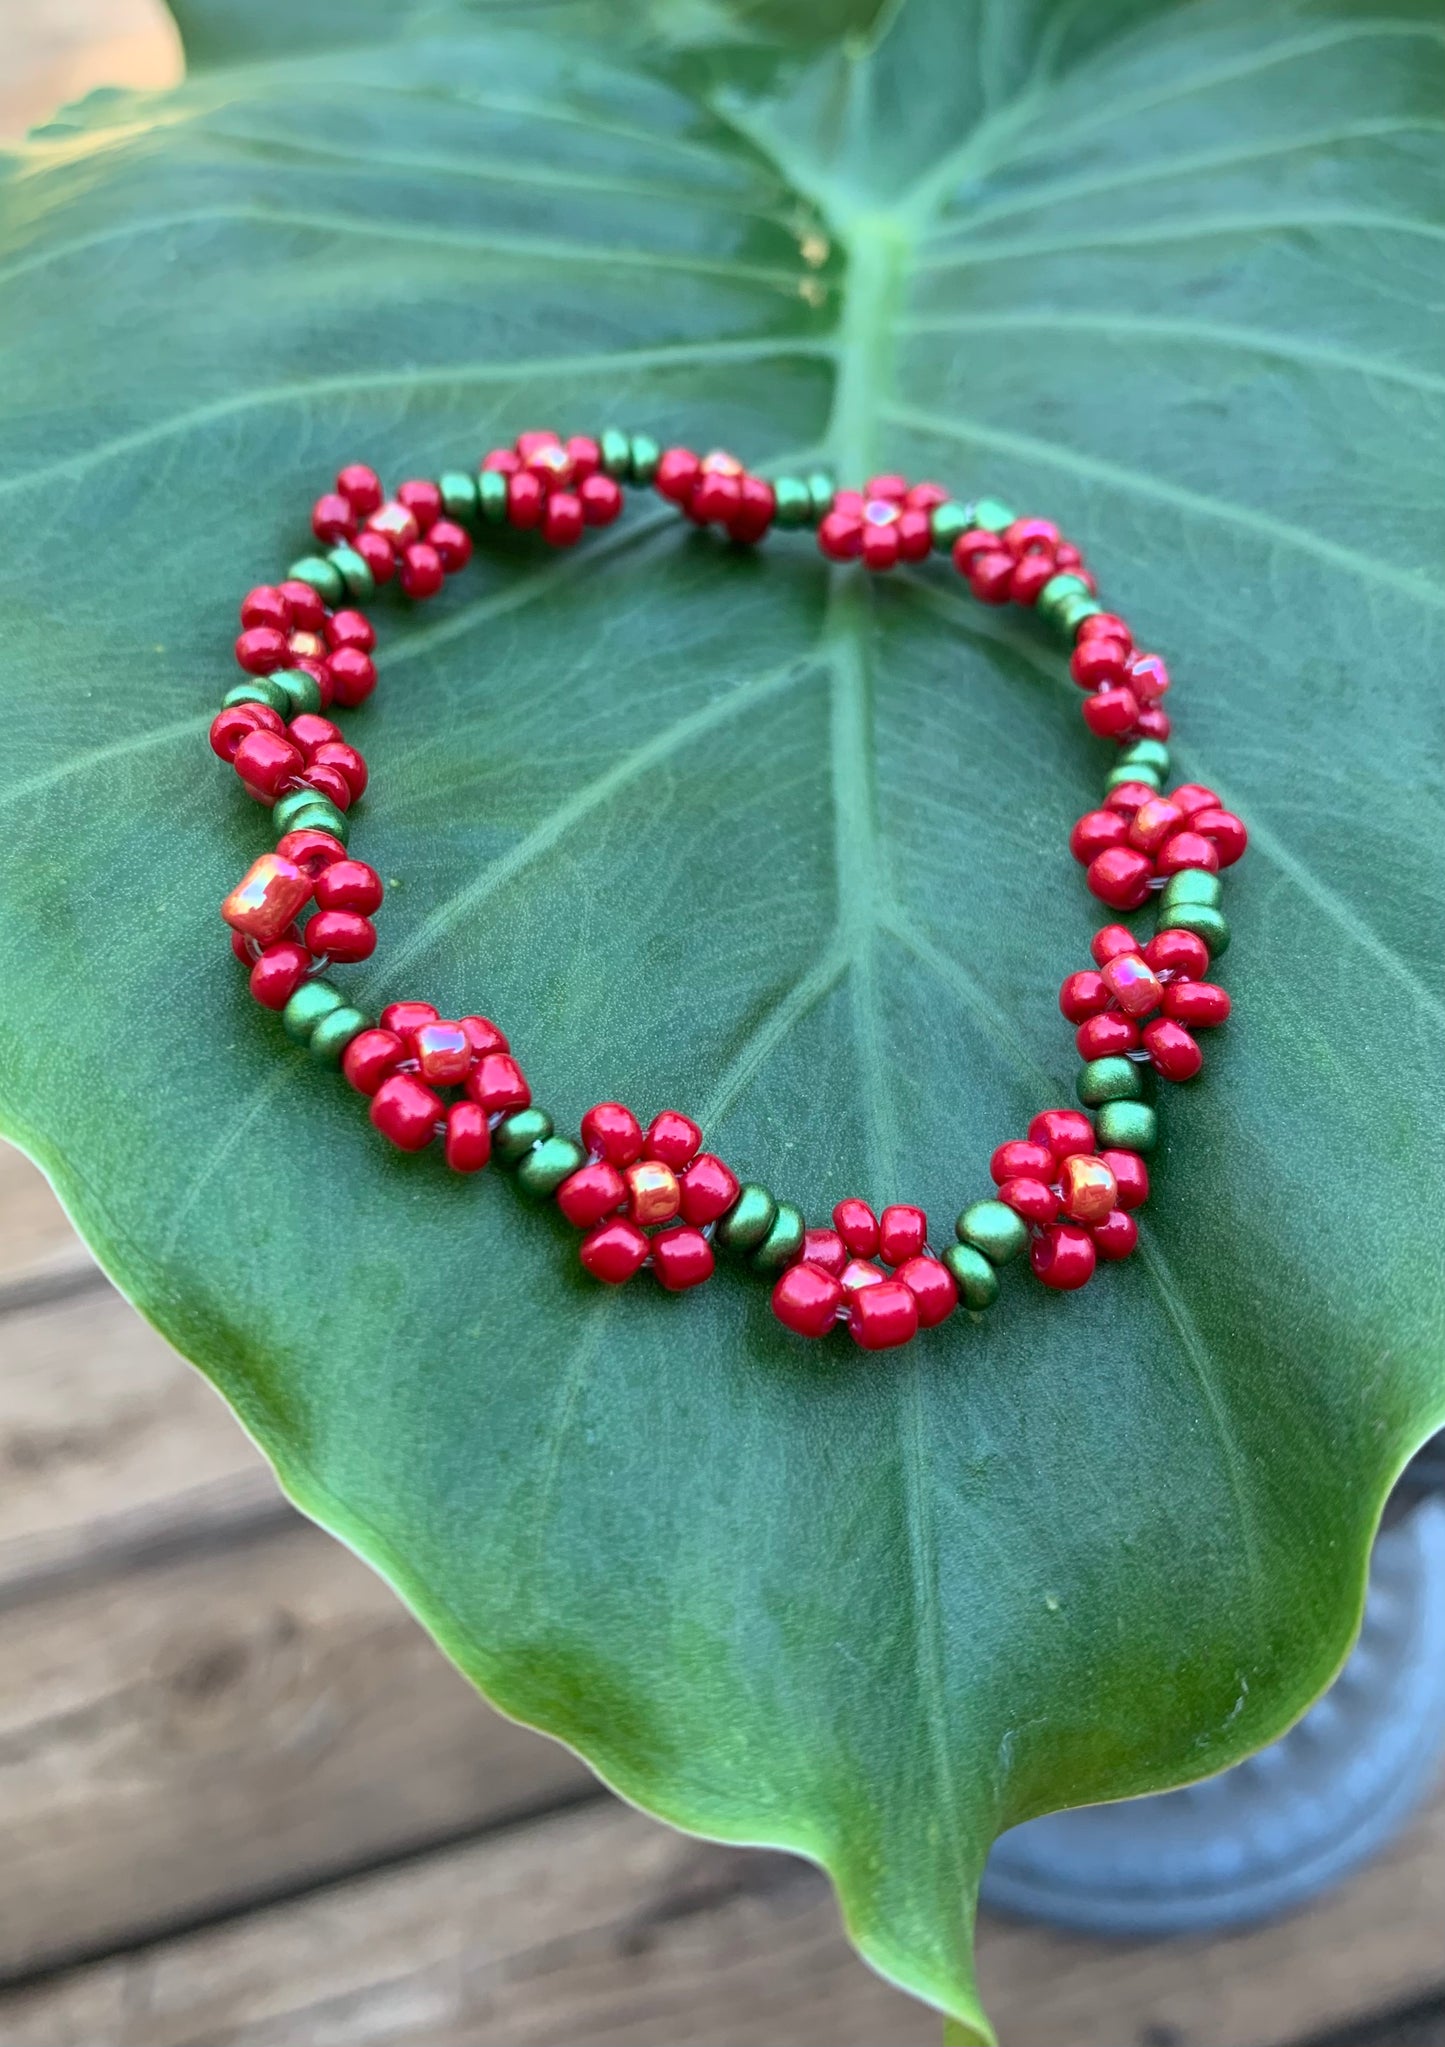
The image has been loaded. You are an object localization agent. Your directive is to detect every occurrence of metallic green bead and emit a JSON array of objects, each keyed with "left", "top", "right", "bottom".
[
  {"left": 1095, "top": 1099, "right": 1158, "bottom": 1154},
  {"left": 477, "top": 469, "right": 510, "bottom": 523},
  {"left": 929, "top": 500, "right": 971, "bottom": 551},
  {"left": 223, "top": 677, "right": 290, "bottom": 715},
  {"left": 805, "top": 471, "right": 835, "bottom": 520},
  {"left": 271, "top": 667, "right": 324, "bottom": 717},
  {"left": 1107, "top": 761, "right": 1161, "bottom": 793},
  {"left": 771, "top": 477, "right": 813, "bottom": 527},
  {"left": 750, "top": 1201, "right": 805, "bottom": 1272},
  {"left": 1077, "top": 1054, "right": 1145, "bottom": 1107},
  {"left": 283, "top": 801, "right": 349, "bottom": 846},
  {"left": 599, "top": 429, "right": 632, "bottom": 479},
  {"left": 957, "top": 1198, "right": 1029, "bottom": 1265},
  {"left": 1119, "top": 737, "right": 1170, "bottom": 777},
  {"left": 1159, "top": 902, "right": 1230, "bottom": 958},
  {"left": 943, "top": 1241, "right": 1000, "bottom": 1310},
  {"left": 1059, "top": 595, "right": 1103, "bottom": 635},
  {"left": 628, "top": 433, "right": 661, "bottom": 484},
  {"left": 492, "top": 1107, "right": 554, "bottom": 1165},
  {"left": 327, "top": 545, "right": 375, "bottom": 601},
  {"left": 971, "top": 496, "right": 1015, "bottom": 533},
  {"left": 309, "top": 1004, "right": 371, "bottom": 1065},
  {"left": 1035, "top": 571, "right": 1090, "bottom": 623},
  {"left": 273, "top": 787, "right": 346, "bottom": 837},
  {"left": 714, "top": 1183, "right": 776, "bottom": 1253},
  {"left": 1159, "top": 867, "right": 1222, "bottom": 910},
  {"left": 282, "top": 978, "right": 344, "bottom": 1044},
  {"left": 439, "top": 470, "right": 479, "bottom": 520},
  {"left": 287, "top": 554, "right": 346, "bottom": 605},
  {"left": 516, "top": 1134, "right": 587, "bottom": 1198}
]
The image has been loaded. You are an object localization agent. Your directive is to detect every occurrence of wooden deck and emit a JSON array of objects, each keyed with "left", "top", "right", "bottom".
[{"left": 0, "top": 1136, "right": 1442, "bottom": 2046}]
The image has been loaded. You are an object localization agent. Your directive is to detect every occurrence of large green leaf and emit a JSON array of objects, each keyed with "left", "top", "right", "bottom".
[{"left": 4, "top": 1, "right": 1445, "bottom": 2035}]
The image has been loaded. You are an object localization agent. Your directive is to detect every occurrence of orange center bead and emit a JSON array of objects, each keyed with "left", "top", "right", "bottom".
[
  {"left": 624, "top": 1158, "right": 681, "bottom": 1227},
  {"left": 220, "top": 853, "right": 314, "bottom": 945},
  {"left": 412, "top": 1020, "right": 473, "bottom": 1086},
  {"left": 1059, "top": 1154, "right": 1119, "bottom": 1225}
]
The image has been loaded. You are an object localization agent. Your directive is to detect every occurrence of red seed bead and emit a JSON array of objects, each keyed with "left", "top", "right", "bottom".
[
  {"left": 729, "top": 475, "right": 777, "bottom": 544},
  {"left": 304, "top": 909, "right": 376, "bottom": 962},
  {"left": 1100, "top": 950, "right": 1164, "bottom": 1017},
  {"left": 968, "top": 550, "right": 1017, "bottom": 603},
  {"left": 1029, "top": 1108, "right": 1095, "bottom": 1159},
  {"left": 220, "top": 852, "right": 314, "bottom": 943},
  {"left": 329, "top": 648, "right": 377, "bottom": 708},
  {"left": 878, "top": 1204, "right": 927, "bottom": 1266},
  {"left": 951, "top": 527, "right": 1001, "bottom": 571},
  {"left": 579, "top": 473, "right": 624, "bottom": 525},
  {"left": 313, "top": 859, "right": 382, "bottom": 915},
  {"left": 678, "top": 1153, "right": 740, "bottom": 1226},
  {"left": 1058, "top": 970, "right": 1110, "bottom": 1023},
  {"left": 240, "top": 586, "right": 290, "bottom": 632},
  {"left": 1030, "top": 1223, "right": 1097, "bottom": 1290},
  {"left": 412, "top": 1020, "right": 473, "bottom": 1085},
  {"left": 1169, "top": 783, "right": 1220, "bottom": 817},
  {"left": 772, "top": 1262, "right": 845, "bottom": 1338},
  {"left": 370, "top": 1072, "right": 444, "bottom": 1152},
  {"left": 343, "top": 1028, "right": 407, "bottom": 1096},
  {"left": 276, "top": 828, "right": 348, "bottom": 877},
  {"left": 690, "top": 469, "right": 742, "bottom": 524},
  {"left": 381, "top": 1000, "right": 439, "bottom": 1035},
  {"left": 998, "top": 1176, "right": 1060, "bottom": 1225},
  {"left": 645, "top": 1111, "right": 702, "bottom": 1168},
  {"left": 1091, "top": 923, "right": 1140, "bottom": 966},
  {"left": 654, "top": 448, "right": 700, "bottom": 503},
  {"left": 557, "top": 1161, "right": 628, "bottom": 1228},
  {"left": 833, "top": 1198, "right": 880, "bottom": 1258},
  {"left": 1009, "top": 553, "right": 1058, "bottom": 605},
  {"left": 288, "top": 712, "right": 342, "bottom": 756},
  {"left": 1076, "top": 1012, "right": 1140, "bottom": 1059},
  {"left": 1004, "top": 516, "right": 1059, "bottom": 557},
  {"left": 841, "top": 1258, "right": 887, "bottom": 1294},
  {"left": 1127, "top": 797, "right": 1184, "bottom": 854},
  {"left": 1188, "top": 807, "right": 1248, "bottom": 866},
  {"left": 468, "top": 1053, "right": 531, "bottom": 1113},
  {"left": 1091, "top": 1208, "right": 1139, "bottom": 1261},
  {"left": 1070, "top": 809, "right": 1129, "bottom": 864},
  {"left": 1143, "top": 1016, "right": 1204, "bottom": 1081},
  {"left": 312, "top": 492, "right": 356, "bottom": 544},
  {"left": 397, "top": 479, "right": 443, "bottom": 530},
  {"left": 444, "top": 1101, "right": 492, "bottom": 1174},
  {"left": 1143, "top": 928, "right": 1210, "bottom": 980},
  {"left": 337, "top": 463, "right": 384, "bottom": 516},
  {"left": 652, "top": 1226, "right": 715, "bottom": 1292},
  {"left": 541, "top": 491, "right": 584, "bottom": 547},
  {"left": 1104, "top": 781, "right": 1158, "bottom": 816},
  {"left": 399, "top": 543, "right": 445, "bottom": 599},
  {"left": 849, "top": 1279, "right": 919, "bottom": 1351},
  {"left": 460, "top": 1015, "right": 509, "bottom": 1055},
  {"left": 1136, "top": 706, "right": 1171, "bottom": 740},
  {"left": 326, "top": 609, "right": 375, "bottom": 653},
  {"left": 1082, "top": 688, "right": 1140, "bottom": 737},
  {"left": 1070, "top": 636, "right": 1130, "bottom": 689},
  {"left": 1162, "top": 980, "right": 1231, "bottom": 1027},
  {"left": 209, "top": 703, "right": 281, "bottom": 762},
  {"left": 229, "top": 925, "right": 258, "bottom": 965},
  {"left": 580, "top": 1217, "right": 650, "bottom": 1285},
  {"left": 1077, "top": 612, "right": 1132, "bottom": 649},
  {"left": 298, "top": 763, "right": 353, "bottom": 810},
  {"left": 1099, "top": 1149, "right": 1149, "bottom": 1210},
  {"left": 991, "top": 1139, "right": 1055, "bottom": 1183},
  {"left": 818, "top": 509, "right": 863, "bottom": 561},
  {"left": 481, "top": 447, "right": 519, "bottom": 475},
  {"left": 1127, "top": 652, "right": 1170, "bottom": 700},
  {"left": 425, "top": 519, "right": 471, "bottom": 573},
  {"left": 278, "top": 581, "right": 327, "bottom": 632},
  {"left": 235, "top": 625, "right": 288, "bottom": 674},
  {"left": 248, "top": 940, "right": 312, "bottom": 1011},
  {"left": 896, "top": 507, "right": 933, "bottom": 562},
  {"left": 801, "top": 1227, "right": 848, "bottom": 1277},
  {"left": 1086, "top": 845, "right": 1153, "bottom": 910},
  {"left": 1156, "top": 830, "right": 1220, "bottom": 875},
  {"left": 309, "top": 740, "right": 367, "bottom": 801},
  {"left": 566, "top": 435, "right": 601, "bottom": 481},
  {"left": 581, "top": 1101, "right": 644, "bottom": 1166},
  {"left": 356, "top": 530, "right": 396, "bottom": 583},
  {"left": 894, "top": 1255, "right": 958, "bottom": 1327}
]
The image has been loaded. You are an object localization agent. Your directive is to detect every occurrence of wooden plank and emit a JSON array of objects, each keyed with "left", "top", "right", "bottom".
[
  {"left": 0, "top": 1515, "right": 592, "bottom": 1981},
  {"left": 0, "top": 1142, "right": 95, "bottom": 1300}
]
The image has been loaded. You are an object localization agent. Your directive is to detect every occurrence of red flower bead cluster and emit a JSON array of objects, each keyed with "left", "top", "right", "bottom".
[
  {"left": 653, "top": 447, "right": 777, "bottom": 543},
  {"left": 221, "top": 834, "right": 384, "bottom": 1003},
  {"left": 317, "top": 463, "right": 476, "bottom": 599},
  {"left": 990, "top": 1110, "right": 1146, "bottom": 1288},
  {"left": 482, "top": 431, "right": 624, "bottom": 546},
  {"left": 1071, "top": 780, "right": 1248, "bottom": 911},
  {"left": 1061, "top": 926, "right": 1230, "bottom": 1082},
  {"left": 235, "top": 581, "right": 378, "bottom": 708},
  {"left": 211, "top": 704, "right": 368, "bottom": 811},
  {"left": 1067, "top": 612, "right": 1172, "bottom": 745},
  {"left": 816, "top": 475, "right": 947, "bottom": 570},
  {"left": 337, "top": 1001, "right": 525, "bottom": 1163},
  {"left": 771, "top": 1200, "right": 958, "bottom": 1350},
  {"left": 951, "top": 517, "right": 1094, "bottom": 608},
  {"left": 557, "top": 1103, "right": 738, "bottom": 1291}
]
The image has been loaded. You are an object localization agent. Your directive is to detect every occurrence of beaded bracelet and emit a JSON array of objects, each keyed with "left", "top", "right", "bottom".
[{"left": 213, "top": 430, "right": 1246, "bottom": 1353}]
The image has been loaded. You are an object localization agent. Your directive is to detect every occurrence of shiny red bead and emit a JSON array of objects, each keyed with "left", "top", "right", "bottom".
[
  {"left": 893, "top": 1255, "right": 957, "bottom": 1327},
  {"left": 1188, "top": 807, "right": 1247, "bottom": 866},
  {"left": 445, "top": 1101, "right": 492, "bottom": 1173},
  {"left": 343, "top": 1028, "right": 407, "bottom": 1096},
  {"left": 1100, "top": 950, "right": 1164, "bottom": 1017},
  {"left": 209, "top": 703, "right": 282, "bottom": 762},
  {"left": 1090, "top": 924, "right": 1139, "bottom": 966},
  {"left": 1127, "top": 652, "right": 1170, "bottom": 700},
  {"left": 288, "top": 712, "right": 341, "bottom": 756},
  {"left": 275, "top": 828, "right": 346, "bottom": 877},
  {"left": 1135, "top": 705, "right": 1171, "bottom": 740},
  {"left": 645, "top": 1111, "right": 702, "bottom": 1168},
  {"left": 337, "top": 463, "right": 384, "bottom": 516},
  {"left": 991, "top": 1139, "right": 1055, "bottom": 1183},
  {"left": 651, "top": 1226, "right": 715, "bottom": 1291},
  {"left": 1162, "top": 980, "right": 1230, "bottom": 1027},
  {"left": 801, "top": 1227, "right": 848, "bottom": 1277},
  {"left": 248, "top": 940, "right": 311, "bottom": 1011},
  {"left": 678, "top": 1153, "right": 739, "bottom": 1225},
  {"left": 1090, "top": 1208, "right": 1139, "bottom": 1261},
  {"left": 581, "top": 1101, "right": 644, "bottom": 1165},
  {"left": 1029, "top": 1108, "right": 1095, "bottom": 1159},
  {"left": 818, "top": 508, "right": 862, "bottom": 561},
  {"left": 833, "top": 1198, "right": 880, "bottom": 1257},
  {"left": 580, "top": 1217, "right": 650, "bottom": 1284},
  {"left": 380, "top": 1000, "right": 438, "bottom": 1036},
  {"left": 356, "top": 530, "right": 395, "bottom": 583},
  {"left": 1144, "top": 928, "right": 1209, "bottom": 979},
  {"left": 400, "top": 543, "right": 445, "bottom": 599},
  {"left": 1156, "top": 830, "right": 1220, "bottom": 875},
  {"left": 299, "top": 763, "right": 353, "bottom": 810},
  {"left": 557, "top": 1161, "right": 628, "bottom": 1228},
  {"left": 313, "top": 859, "right": 382, "bottom": 915},
  {"left": 461, "top": 1016, "right": 509, "bottom": 1056},
  {"left": 1127, "top": 797, "right": 1184, "bottom": 854},
  {"left": 841, "top": 1258, "right": 887, "bottom": 1294},
  {"left": 543, "top": 492, "right": 584, "bottom": 547},
  {"left": 1099, "top": 1149, "right": 1149, "bottom": 1210},
  {"left": 1143, "top": 1016, "right": 1203, "bottom": 1081},
  {"left": 1070, "top": 809, "right": 1129, "bottom": 864},
  {"left": 580, "top": 473, "right": 624, "bottom": 526},
  {"left": 771, "top": 1262, "right": 844, "bottom": 1338},
  {"left": 1030, "top": 1223, "right": 1096, "bottom": 1290},
  {"left": 370, "top": 1072, "right": 443, "bottom": 1151},
  {"left": 1009, "top": 553, "right": 1058, "bottom": 605},
  {"left": 849, "top": 1278, "right": 919, "bottom": 1350},
  {"left": 278, "top": 581, "right": 326, "bottom": 631},
  {"left": 1070, "top": 636, "right": 1129, "bottom": 689},
  {"left": 1058, "top": 970, "right": 1110, "bottom": 1023},
  {"left": 467, "top": 1052, "right": 530, "bottom": 1113},
  {"left": 1077, "top": 612, "right": 1132, "bottom": 649},
  {"left": 968, "top": 550, "right": 1017, "bottom": 603},
  {"left": 412, "top": 1020, "right": 473, "bottom": 1085},
  {"left": 998, "top": 1176, "right": 1060, "bottom": 1225},
  {"left": 312, "top": 492, "right": 356, "bottom": 544},
  {"left": 329, "top": 648, "right": 377, "bottom": 708},
  {"left": 304, "top": 909, "right": 376, "bottom": 962},
  {"left": 240, "top": 585, "right": 290, "bottom": 632},
  {"left": 1076, "top": 1012, "right": 1139, "bottom": 1059},
  {"left": 1086, "top": 845, "right": 1153, "bottom": 910},
  {"left": 326, "top": 608, "right": 375, "bottom": 653},
  {"left": 878, "top": 1204, "right": 927, "bottom": 1266},
  {"left": 235, "top": 626, "right": 288, "bottom": 674},
  {"left": 654, "top": 448, "right": 700, "bottom": 502},
  {"left": 1082, "top": 688, "right": 1139, "bottom": 737},
  {"left": 393, "top": 479, "right": 440, "bottom": 530},
  {"left": 1104, "top": 781, "right": 1158, "bottom": 816},
  {"left": 1170, "top": 783, "right": 1219, "bottom": 817}
]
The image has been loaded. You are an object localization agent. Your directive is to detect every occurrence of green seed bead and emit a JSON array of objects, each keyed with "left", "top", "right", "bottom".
[
  {"left": 599, "top": 429, "right": 632, "bottom": 479},
  {"left": 492, "top": 1107, "right": 554, "bottom": 1165},
  {"left": 956, "top": 1198, "right": 1029, "bottom": 1266},
  {"left": 516, "top": 1135, "right": 587, "bottom": 1198},
  {"left": 1035, "top": 571, "right": 1090, "bottom": 623},
  {"left": 439, "top": 471, "right": 479, "bottom": 521},
  {"left": 287, "top": 555, "right": 346, "bottom": 605},
  {"left": 805, "top": 470, "right": 835, "bottom": 520},
  {"left": 1059, "top": 595, "right": 1103, "bottom": 635},
  {"left": 929, "top": 500, "right": 972, "bottom": 551},
  {"left": 1159, "top": 867, "right": 1222, "bottom": 910},
  {"left": 1095, "top": 1099, "right": 1158, "bottom": 1154},
  {"left": 1107, "top": 761, "right": 1161, "bottom": 793},
  {"left": 283, "top": 801, "right": 349, "bottom": 847},
  {"left": 477, "top": 469, "right": 510, "bottom": 524},
  {"left": 1159, "top": 902, "right": 1230, "bottom": 958},
  {"left": 272, "top": 787, "right": 346, "bottom": 836},
  {"left": 223, "top": 677, "right": 290, "bottom": 715},
  {"left": 1119, "top": 737, "right": 1170, "bottom": 777},
  {"left": 271, "top": 667, "right": 324, "bottom": 717},
  {"left": 750, "top": 1201, "right": 805, "bottom": 1272},
  {"left": 1077, "top": 1055, "right": 1145, "bottom": 1107},
  {"left": 309, "top": 1005, "right": 371, "bottom": 1065},
  {"left": 771, "top": 477, "right": 814, "bottom": 527},
  {"left": 971, "top": 496, "right": 1015, "bottom": 533},
  {"left": 282, "top": 978, "right": 344, "bottom": 1044},
  {"left": 943, "top": 1241, "right": 1000, "bottom": 1310},
  {"left": 327, "top": 545, "right": 375, "bottom": 601},
  {"left": 628, "top": 433, "right": 661, "bottom": 484},
  {"left": 714, "top": 1184, "right": 776, "bottom": 1253}
]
